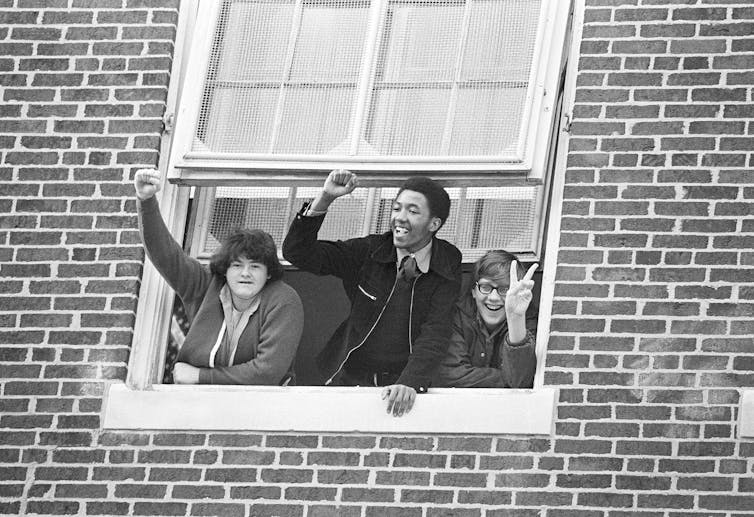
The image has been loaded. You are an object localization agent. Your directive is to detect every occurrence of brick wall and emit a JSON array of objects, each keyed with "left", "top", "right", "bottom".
[{"left": 1, "top": 0, "right": 753, "bottom": 516}]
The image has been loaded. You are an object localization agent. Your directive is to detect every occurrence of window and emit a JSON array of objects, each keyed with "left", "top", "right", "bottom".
[
  {"left": 111, "top": 0, "right": 576, "bottom": 433},
  {"left": 171, "top": 0, "right": 571, "bottom": 261},
  {"left": 169, "top": 0, "right": 568, "bottom": 181}
]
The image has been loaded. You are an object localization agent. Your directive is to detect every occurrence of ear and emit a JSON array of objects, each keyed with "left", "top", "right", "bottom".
[{"left": 429, "top": 217, "right": 442, "bottom": 233}]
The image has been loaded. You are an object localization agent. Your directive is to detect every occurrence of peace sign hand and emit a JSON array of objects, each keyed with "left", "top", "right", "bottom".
[{"left": 505, "top": 260, "right": 538, "bottom": 318}]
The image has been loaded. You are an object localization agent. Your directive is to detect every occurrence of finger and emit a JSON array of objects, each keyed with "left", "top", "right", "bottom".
[
  {"left": 386, "top": 387, "right": 398, "bottom": 414},
  {"left": 331, "top": 170, "right": 346, "bottom": 185},
  {"left": 138, "top": 171, "right": 160, "bottom": 185},
  {"left": 337, "top": 169, "right": 354, "bottom": 186},
  {"left": 524, "top": 263, "right": 538, "bottom": 281},
  {"left": 406, "top": 391, "right": 416, "bottom": 413},
  {"left": 381, "top": 387, "right": 390, "bottom": 400},
  {"left": 518, "top": 279, "right": 534, "bottom": 291},
  {"left": 510, "top": 260, "right": 518, "bottom": 286},
  {"left": 394, "top": 388, "right": 407, "bottom": 417},
  {"left": 137, "top": 168, "right": 159, "bottom": 178}
]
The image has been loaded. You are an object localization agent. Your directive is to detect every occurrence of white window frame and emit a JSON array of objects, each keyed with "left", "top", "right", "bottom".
[
  {"left": 105, "top": 0, "right": 580, "bottom": 435},
  {"left": 165, "top": 0, "right": 572, "bottom": 187}
]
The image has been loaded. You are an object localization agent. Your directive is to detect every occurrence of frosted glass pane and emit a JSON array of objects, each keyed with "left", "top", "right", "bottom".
[
  {"left": 290, "top": 4, "right": 369, "bottom": 82},
  {"left": 450, "top": 86, "right": 528, "bottom": 155},
  {"left": 463, "top": 0, "right": 541, "bottom": 82},
  {"left": 378, "top": 2, "right": 463, "bottom": 82},
  {"left": 197, "top": 87, "right": 277, "bottom": 153},
  {"left": 215, "top": 2, "right": 295, "bottom": 82},
  {"left": 367, "top": 87, "right": 450, "bottom": 155},
  {"left": 274, "top": 86, "right": 355, "bottom": 154}
]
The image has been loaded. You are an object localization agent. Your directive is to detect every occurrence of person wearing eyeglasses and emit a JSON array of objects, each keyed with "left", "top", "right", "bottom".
[{"left": 434, "top": 250, "right": 538, "bottom": 388}]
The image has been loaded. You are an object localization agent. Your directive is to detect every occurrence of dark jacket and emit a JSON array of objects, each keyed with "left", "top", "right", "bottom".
[
  {"left": 282, "top": 209, "right": 462, "bottom": 391},
  {"left": 433, "top": 289, "right": 537, "bottom": 388}
]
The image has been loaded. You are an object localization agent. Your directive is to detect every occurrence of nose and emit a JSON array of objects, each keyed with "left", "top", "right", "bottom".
[
  {"left": 393, "top": 208, "right": 408, "bottom": 222},
  {"left": 241, "top": 264, "right": 253, "bottom": 276}
]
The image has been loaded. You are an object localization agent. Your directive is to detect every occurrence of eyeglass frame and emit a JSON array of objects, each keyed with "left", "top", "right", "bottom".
[{"left": 475, "top": 281, "right": 507, "bottom": 297}]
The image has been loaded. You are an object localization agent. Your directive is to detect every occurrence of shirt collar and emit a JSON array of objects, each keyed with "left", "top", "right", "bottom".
[{"left": 396, "top": 239, "right": 432, "bottom": 274}]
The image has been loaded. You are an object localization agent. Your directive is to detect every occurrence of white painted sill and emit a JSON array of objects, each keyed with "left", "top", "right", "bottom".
[
  {"left": 740, "top": 390, "right": 754, "bottom": 439},
  {"left": 103, "top": 383, "right": 556, "bottom": 435}
]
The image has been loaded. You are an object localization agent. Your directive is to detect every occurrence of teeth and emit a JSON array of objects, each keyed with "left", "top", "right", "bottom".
[
  {"left": 394, "top": 227, "right": 408, "bottom": 235},
  {"left": 485, "top": 305, "right": 503, "bottom": 311}
]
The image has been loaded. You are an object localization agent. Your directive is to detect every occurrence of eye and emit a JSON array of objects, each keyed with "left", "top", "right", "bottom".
[{"left": 391, "top": 205, "right": 400, "bottom": 212}]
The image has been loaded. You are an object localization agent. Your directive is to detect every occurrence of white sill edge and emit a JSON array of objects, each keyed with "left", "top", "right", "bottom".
[
  {"left": 103, "top": 383, "right": 557, "bottom": 435},
  {"left": 740, "top": 389, "right": 754, "bottom": 439}
]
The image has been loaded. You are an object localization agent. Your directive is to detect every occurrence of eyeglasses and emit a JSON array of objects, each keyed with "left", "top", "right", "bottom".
[{"left": 475, "top": 282, "right": 506, "bottom": 296}]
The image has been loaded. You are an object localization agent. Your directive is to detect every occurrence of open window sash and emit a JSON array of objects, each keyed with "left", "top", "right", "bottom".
[{"left": 167, "top": 0, "right": 572, "bottom": 187}]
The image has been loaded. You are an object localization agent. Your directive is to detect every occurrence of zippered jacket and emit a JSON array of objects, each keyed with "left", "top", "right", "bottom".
[
  {"left": 433, "top": 289, "right": 537, "bottom": 388},
  {"left": 138, "top": 196, "right": 304, "bottom": 385},
  {"left": 282, "top": 209, "right": 462, "bottom": 392}
]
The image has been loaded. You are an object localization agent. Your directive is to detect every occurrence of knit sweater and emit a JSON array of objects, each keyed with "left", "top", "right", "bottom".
[{"left": 138, "top": 196, "right": 304, "bottom": 385}]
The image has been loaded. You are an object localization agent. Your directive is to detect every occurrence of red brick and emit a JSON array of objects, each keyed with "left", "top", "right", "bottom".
[
  {"left": 376, "top": 471, "right": 431, "bottom": 486},
  {"left": 26, "top": 501, "right": 80, "bottom": 515}
]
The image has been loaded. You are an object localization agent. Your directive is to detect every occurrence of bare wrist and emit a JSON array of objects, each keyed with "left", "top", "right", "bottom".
[{"left": 309, "top": 191, "right": 335, "bottom": 212}]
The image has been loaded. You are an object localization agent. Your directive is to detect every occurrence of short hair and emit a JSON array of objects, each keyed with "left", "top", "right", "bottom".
[
  {"left": 210, "top": 228, "right": 284, "bottom": 282},
  {"left": 397, "top": 176, "right": 451, "bottom": 230},
  {"left": 473, "top": 249, "right": 525, "bottom": 284}
]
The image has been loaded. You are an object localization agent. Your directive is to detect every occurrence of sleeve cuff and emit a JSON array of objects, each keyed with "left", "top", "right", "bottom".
[
  {"left": 504, "top": 330, "right": 534, "bottom": 348},
  {"left": 198, "top": 368, "right": 212, "bottom": 384},
  {"left": 299, "top": 200, "right": 328, "bottom": 217}
]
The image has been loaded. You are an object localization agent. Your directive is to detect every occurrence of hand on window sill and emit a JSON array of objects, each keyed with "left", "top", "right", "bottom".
[{"left": 173, "top": 362, "right": 200, "bottom": 384}]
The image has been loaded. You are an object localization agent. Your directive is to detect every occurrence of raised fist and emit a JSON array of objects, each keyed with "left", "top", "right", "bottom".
[{"left": 134, "top": 168, "right": 162, "bottom": 200}]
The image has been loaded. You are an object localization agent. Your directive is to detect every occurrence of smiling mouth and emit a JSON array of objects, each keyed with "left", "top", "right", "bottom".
[
  {"left": 484, "top": 304, "right": 503, "bottom": 312},
  {"left": 394, "top": 227, "right": 409, "bottom": 236}
]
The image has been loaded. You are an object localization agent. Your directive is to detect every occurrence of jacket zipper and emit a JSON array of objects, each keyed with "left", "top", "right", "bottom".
[
  {"left": 208, "top": 320, "right": 226, "bottom": 368},
  {"left": 325, "top": 276, "right": 400, "bottom": 385}
]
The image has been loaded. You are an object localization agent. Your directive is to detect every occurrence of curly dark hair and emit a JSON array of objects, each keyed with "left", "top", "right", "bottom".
[{"left": 209, "top": 228, "right": 284, "bottom": 282}]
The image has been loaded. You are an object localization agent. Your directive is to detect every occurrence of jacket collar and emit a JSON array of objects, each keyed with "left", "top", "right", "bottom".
[{"left": 371, "top": 231, "right": 458, "bottom": 281}]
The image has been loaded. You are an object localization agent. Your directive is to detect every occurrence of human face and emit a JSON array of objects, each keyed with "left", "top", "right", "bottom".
[
  {"left": 225, "top": 256, "right": 269, "bottom": 307},
  {"left": 472, "top": 276, "right": 509, "bottom": 330},
  {"left": 390, "top": 189, "right": 441, "bottom": 253}
]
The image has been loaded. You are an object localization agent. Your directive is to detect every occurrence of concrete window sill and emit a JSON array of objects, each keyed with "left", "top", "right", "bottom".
[{"left": 103, "top": 383, "right": 557, "bottom": 435}]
